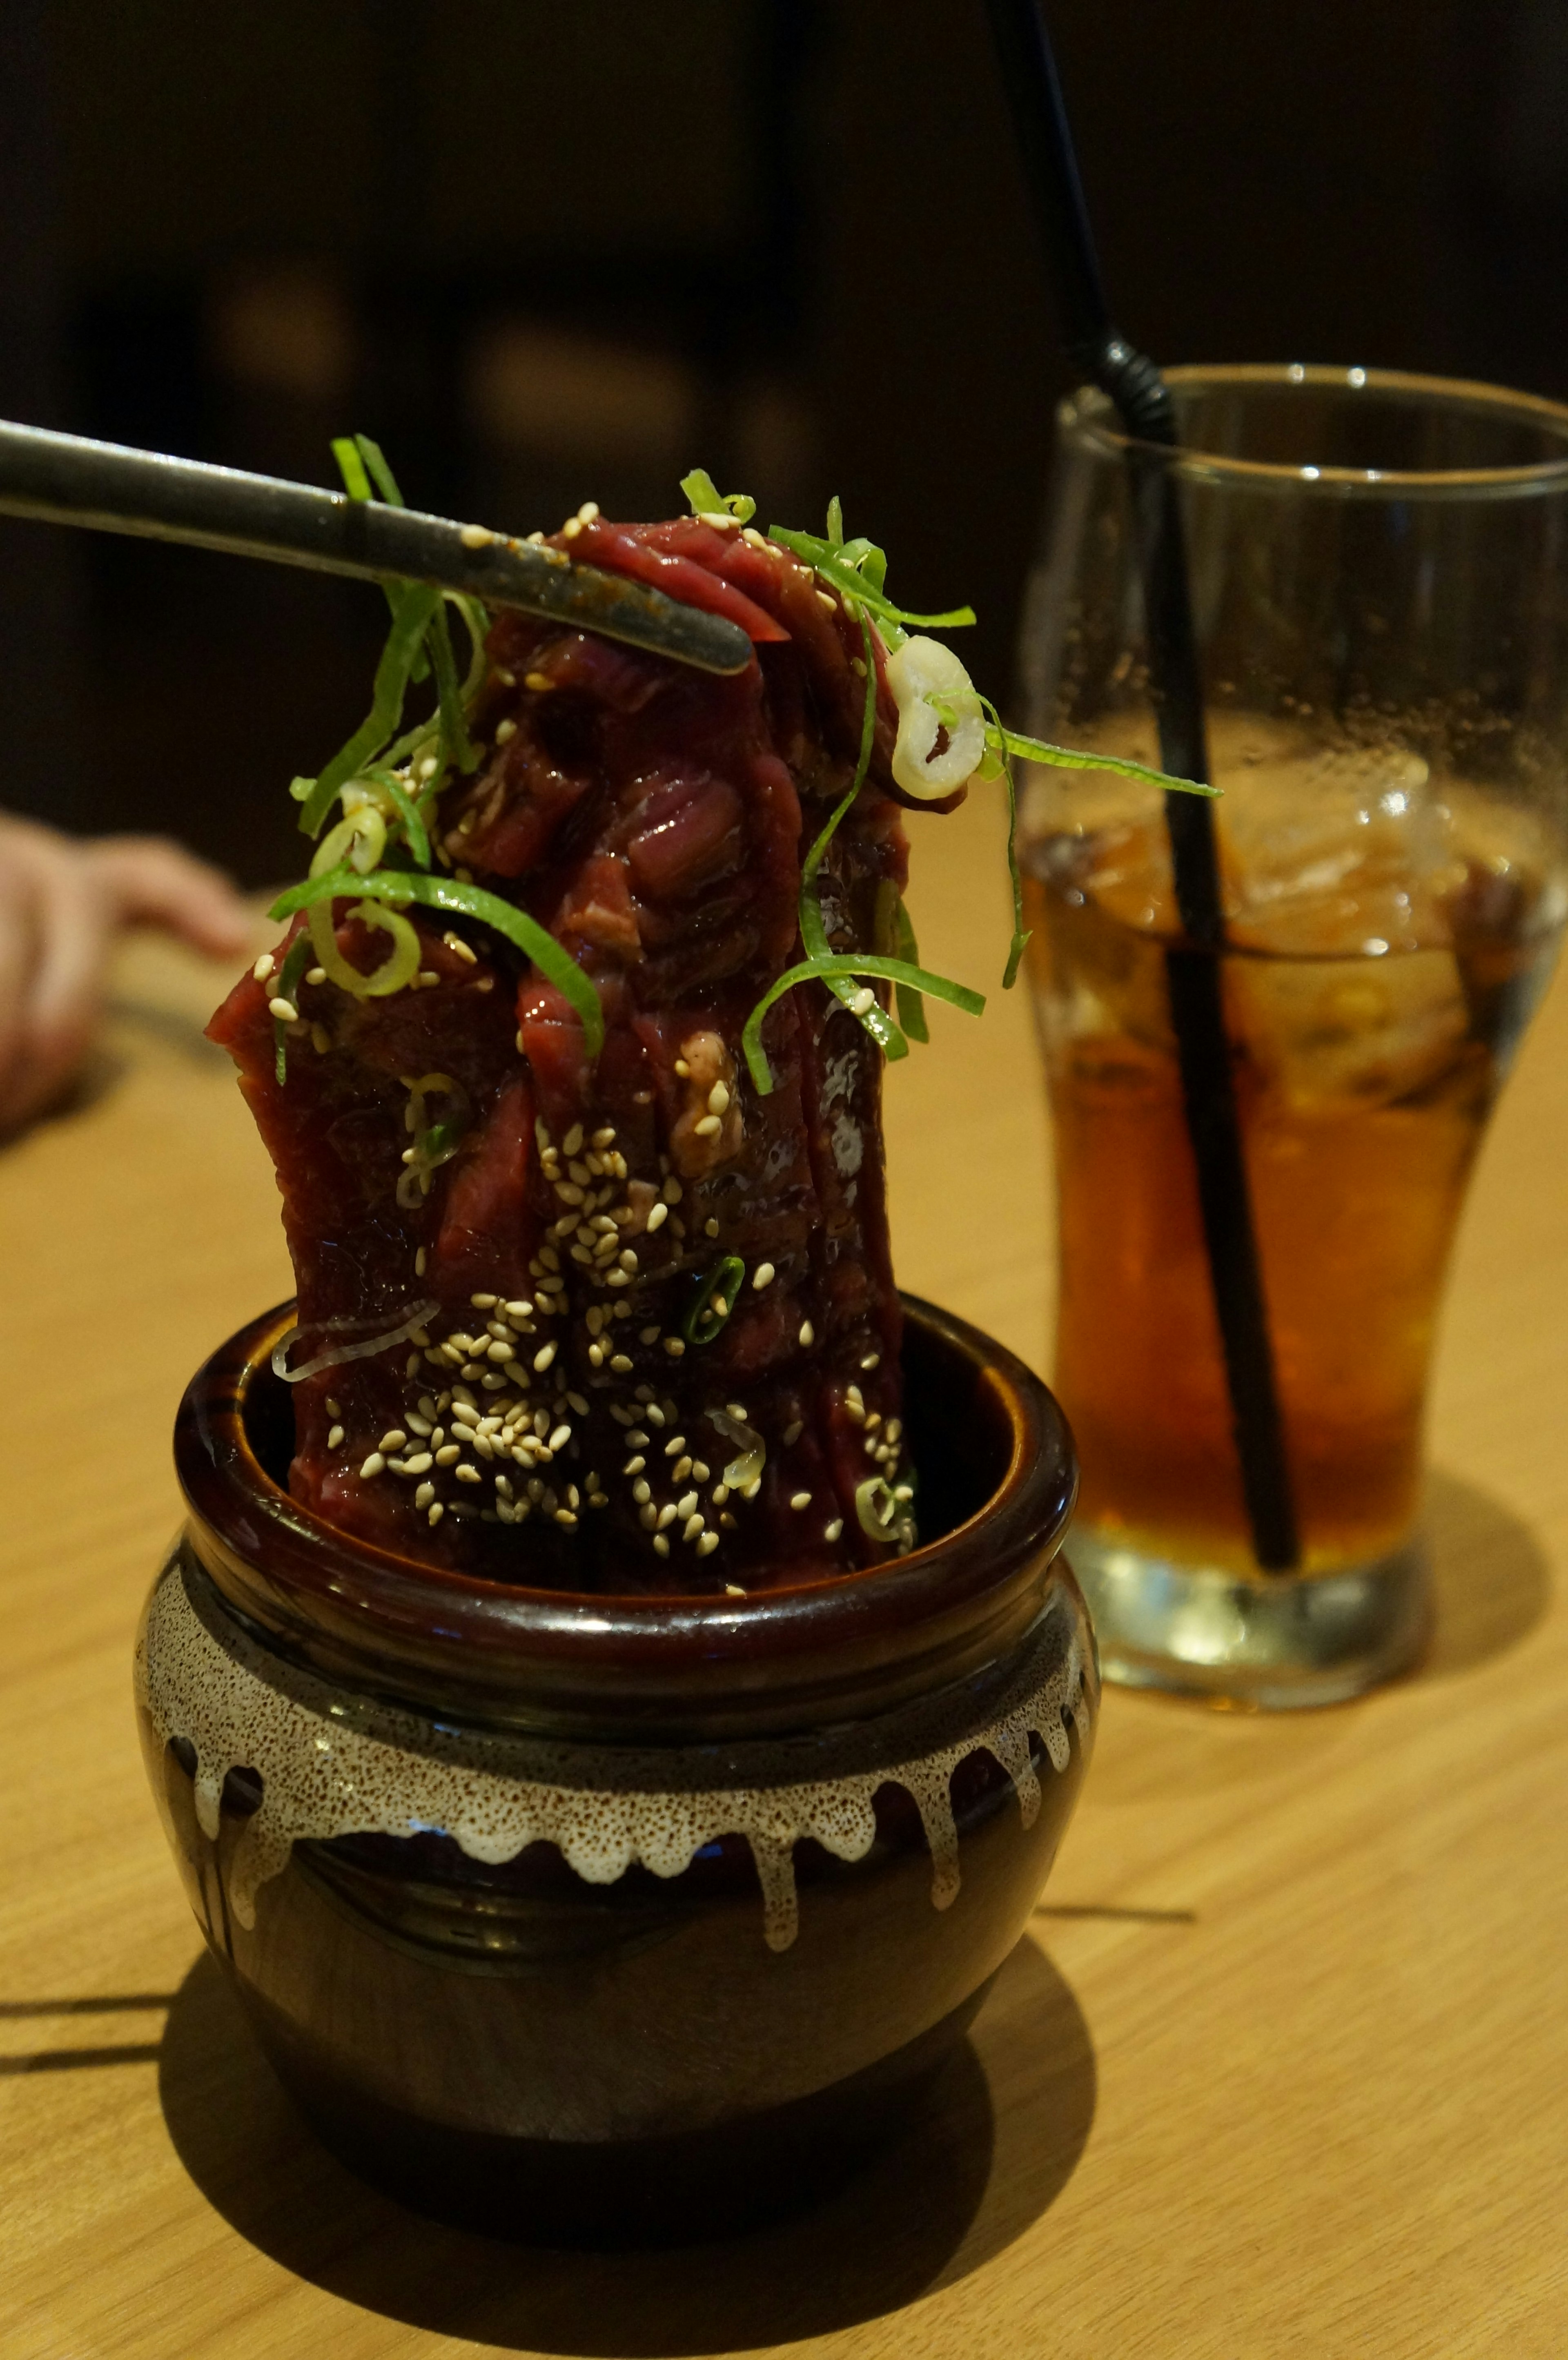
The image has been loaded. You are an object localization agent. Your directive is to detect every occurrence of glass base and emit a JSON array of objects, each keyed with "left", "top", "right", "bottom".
[{"left": 1068, "top": 1526, "right": 1430, "bottom": 1709}]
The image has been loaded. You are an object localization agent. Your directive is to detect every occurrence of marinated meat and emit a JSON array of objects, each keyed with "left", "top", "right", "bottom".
[{"left": 209, "top": 517, "right": 937, "bottom": 1593}]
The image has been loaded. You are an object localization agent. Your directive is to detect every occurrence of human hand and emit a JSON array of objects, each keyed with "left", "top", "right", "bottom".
[{"left": 0, "top": 814, "right": 252, "bottom": 1134}]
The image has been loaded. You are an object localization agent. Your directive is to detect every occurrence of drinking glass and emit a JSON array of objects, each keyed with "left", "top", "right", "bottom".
[{"left": 1018, "top": 365, "right": 1568, "bottom": 1706}]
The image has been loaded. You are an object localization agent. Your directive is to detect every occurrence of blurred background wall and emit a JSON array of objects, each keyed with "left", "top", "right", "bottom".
[{"left": 0, "top": 0, "right": 1557, "bottom": 882}]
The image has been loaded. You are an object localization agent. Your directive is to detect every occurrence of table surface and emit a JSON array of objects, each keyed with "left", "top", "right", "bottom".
[{"left": 3, "top": 784, "right": 1566, "bottom": 2360}]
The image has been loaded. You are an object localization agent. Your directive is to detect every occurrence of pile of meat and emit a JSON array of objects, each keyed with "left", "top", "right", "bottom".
[{"left": 209, "top": 515, "right": 944, "bottom": 1593}]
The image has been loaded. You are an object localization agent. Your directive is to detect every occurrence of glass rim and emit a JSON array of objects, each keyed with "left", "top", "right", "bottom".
[{"left": 1058, "top": 363, "right": 1568, "bottom": 497}]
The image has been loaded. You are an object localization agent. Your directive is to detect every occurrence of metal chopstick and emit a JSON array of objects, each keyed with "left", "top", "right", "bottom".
[{"left": 0, "top": 417, "right": 754, "bottom": 676}]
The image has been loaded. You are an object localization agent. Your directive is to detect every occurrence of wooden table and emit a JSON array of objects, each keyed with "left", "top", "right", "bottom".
[{"left": 3, "top": 786, "right": 1565, "bottom": 2358}]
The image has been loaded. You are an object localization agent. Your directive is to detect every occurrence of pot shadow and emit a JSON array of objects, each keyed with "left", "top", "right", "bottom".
[
  {"left": 158, "top": 1934, "right": 1094, "bottom": 2356},
  {"left": 1418, "top": 1468, "right": 1552, "bottom": 1679}
]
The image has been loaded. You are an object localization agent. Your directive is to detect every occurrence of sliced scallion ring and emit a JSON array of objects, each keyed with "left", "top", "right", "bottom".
[{"left": 683, "top": 1256, "right": 746, "bottom": 1346}]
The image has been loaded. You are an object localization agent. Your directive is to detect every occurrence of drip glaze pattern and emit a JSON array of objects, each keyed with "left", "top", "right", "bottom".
[{"left": 138, "top": 1547, "right": 1087, "bottom": 1952}]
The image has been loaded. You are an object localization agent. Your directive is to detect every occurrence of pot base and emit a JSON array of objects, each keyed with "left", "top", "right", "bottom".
[{"left": 243, "top": 1974, "right": 994, "bottom": 2248}]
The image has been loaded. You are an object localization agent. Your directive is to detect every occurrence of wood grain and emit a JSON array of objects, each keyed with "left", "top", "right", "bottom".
[{"left": 2, "top": 787, "right": 1565, "bottom": 2358}]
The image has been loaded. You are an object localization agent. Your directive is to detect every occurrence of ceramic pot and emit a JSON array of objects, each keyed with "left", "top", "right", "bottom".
[{"left": 137, "top": 1292, "right": 1095, "bottom": 2244}]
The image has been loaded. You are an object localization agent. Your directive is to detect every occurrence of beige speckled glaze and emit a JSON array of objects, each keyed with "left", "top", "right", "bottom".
[{"left": 137, "top": 1545, "right": 1087, "bottom": 1952}]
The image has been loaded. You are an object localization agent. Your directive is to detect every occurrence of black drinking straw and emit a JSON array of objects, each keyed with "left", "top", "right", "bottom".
[{"left": 982, "top": 0, "right": 1300, "bottom": 1570}]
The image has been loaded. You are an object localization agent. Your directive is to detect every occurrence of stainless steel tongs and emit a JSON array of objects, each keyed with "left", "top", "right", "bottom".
[{"left": 0, "top": 417, "right": 753, "bottom": 675}]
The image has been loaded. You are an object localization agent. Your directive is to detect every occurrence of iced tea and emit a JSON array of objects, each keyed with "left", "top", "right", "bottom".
[{"left": 1025, "top": 733, "right": 1564, "bottom": 1577}]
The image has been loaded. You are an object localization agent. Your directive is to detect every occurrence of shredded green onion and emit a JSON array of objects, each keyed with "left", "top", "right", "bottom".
[
  {"left": 743, "top": 954, "right": 984, "bottom": 1097},
  {"left": 797, "top": 611, "right": 907, "bottom": 1065},
  {"left": 996, "top": 724, "right": 1217, "bottom": 796},
  {"left": 680, "top": 469, "right": 756, "bottom": 523},
  {"left": 683, "top": 1256, "right": 746, "bottom": 1346},
  {"left": 767, "top": 525, "right": 975, "bottom": 637},
  {"left": 298, "top": 585, "right": 442, "bottom": 838},
  {"left": 271, "top": 865, "right": 605, "bottom": 1058},
  {"left": 271, "top": 932, "right": 314, "bottom": 1084}
]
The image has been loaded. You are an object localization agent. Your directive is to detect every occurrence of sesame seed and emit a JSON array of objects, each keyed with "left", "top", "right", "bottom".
[
  {"left": 673, "top": 1058, "right": 690, "bottom": 1077},
  {"left": 790, "top": 1491, "right": 812, "bottom": 1511},
  {"left": 699, "top": 1534, "right": 722, "bottom": 1558},
  {"left": 618, "top": 1248, "right": 637, "bottom": 1272},
  {"left": 799, "top": 1321, "right": 815, "bottom": 1348},
  {"left": 401, "top": 1452, "right": 434, "bottom": 1475},
  {"left": 632, "top": 1479, "right": 651, "bottom": 1504},
  {"left": 252, "top": 953, "right": 275, "bottom": 982},
  {"left": 693, "top": 1114, "right": 722, "bottom": 1138},
  {"left": 494, "top": 718, "right": 517, "bottom": 744},
  {"left": 704, "top": 1217, "right": 720, "bottom": 1239},
  {"left": 459, "top": 521, "right": 495, "bottom": 548},
  {"left": 645, "top": 1202, "right": 668, "bottom": 1234},
  {"left": 415, "top": 1248, "right": 428, "bottom": 1276},
  {"left": 577, "top": 500, "right": 600, "bottom": 523},
  {"left": 784, "top": 1420, "right": 803, "bottom": 1446},
  {"left": 435, "top": 1444, "right": 461, "bottom": 1466},
  {"left": 656, "top": 1503, "right": 677, "bottom": 1530},
  {"left": 849, "top": 987, "right": 875, "bottom": 1016},
  {"left": 664, "top": 1337, "right": 686, "bottom": 1357},
  {"left": 677, "top": 1491, "right": 699, "bottom": 1520},
  {"left": 588, "top": 1344, "right": 604, "bottom": 1368},
  {"left": 707, "top": 1081, "right": 730, "bottom": 1115},
  {"left": 525, "top": 671, "right": 552, "bottom": 692},
  {"left": 639, "top": 1502, "right": 658, "bottom": 1528},
  {"left": 567, "top": 1391, "right": 589, "bottom": 1414},
  {"left": 824, "top": 1518, "right": 844, "bottom": 1542},
  {"left": 443, "top": 931, "right": 478, "bottom": 963},
  {"left": 742, "top": 526, "right": 768, "bottom": 549},
  {"left": 682, "top": 1515, "right": 704, "bottom": 1542},
  {"left": 673, "top": 1455, "right": 693, "bottom": 1483},
  {"left": 663, "top": 1177, "right": 684, "bottom": 1204},
  {"left": 456, "top": 1465, "right": 482, "bottom": 1484},
  {"left": 414, "top": 1482, "right": 435, "bottom": 1508},
  {"left": 548, "top": 1424, "right": 572, "bottom": 1451},
  {"left": 555, "top": 1508, "right": 578, "bottom": 1527},
  {"left": 562, "top": 1124, "right": 584, "bottom": 1156},
  {"left": 711, "top": 1482, "right": 729, "bottom": 1506},
  {"left": 610, "top": 1353, "right": 633, "bottom": 1373},
  {"left": 653, "top": 1533, "right": 670, "bottom": 1557},
  {"left": 378, "top": 1429, "right": 407, "bottom": 1453},
  {"left": 742, "top": 1478, "right": 762, "bottom": 1500},
  {"left": 752, "top": 1262, "right": 775, "bottom": 1290},
  {"left": 267, "top": 996, "right": 299, "bottom": 1024},
  {"left": 639, "top": 1326, "right": 661, "bottom": 1345},
  {"left": 561, "top": 516, "right": 583, "bottom": 540},
  {"left": 533, "top": 1344, "right": 557, "bottom": 1372},
  {"left": 815, "top": 589, "right": 837, "bottom": 611},
  {"left": 327, "top": 1422, "right": 345, "bottom": 1449},
  {"left": 428, "top": 1502, "right": 445, "bottom": 1525}
]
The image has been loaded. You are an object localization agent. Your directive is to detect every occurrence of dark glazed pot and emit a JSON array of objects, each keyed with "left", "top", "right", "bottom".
[{"left": 137, "top": 1293, "right": 1095, "bottom": 2245}]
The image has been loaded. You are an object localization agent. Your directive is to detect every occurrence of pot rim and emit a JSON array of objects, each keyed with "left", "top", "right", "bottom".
[{"left": 174, "top": 1292, "right": 1079, "bottom": 1738}]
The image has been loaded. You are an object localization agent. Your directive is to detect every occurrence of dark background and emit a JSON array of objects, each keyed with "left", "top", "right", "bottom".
[{"left": 2, "top": 0, "right": 1564, "bottom": 884}]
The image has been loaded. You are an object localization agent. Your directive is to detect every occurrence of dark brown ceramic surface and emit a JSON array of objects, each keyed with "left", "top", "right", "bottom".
[{"left": 141, "top": 1295, "right": 1096, "bottom": 2244}]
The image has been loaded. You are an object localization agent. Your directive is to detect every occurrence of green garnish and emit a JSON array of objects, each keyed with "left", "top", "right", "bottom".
[
  {"left": 271, "top": 932, "right": 314, "bottom": 1084},
  {"left": 768, "top": 524, "right": 976, "bottom": 639},
  {"left": 680, "top": 469, "right": 756, "bottom": 523},
  {"left": 797, "top": 611, "right": 908, "bottom": 1065},
  {"left": 683, "top": 1256, "right": 746, "bottom": 1346},
  {"left": 743, "top": 954, "right": 984, "bottom": 1098},
  {"left": 271, "top": 867, "right": 605, "bottom": 1059}
]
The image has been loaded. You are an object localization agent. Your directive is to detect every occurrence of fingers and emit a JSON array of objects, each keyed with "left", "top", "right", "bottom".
[
  {"left": 0, "top": 818, "right": 252, "bottom": 1137},
  {"left": 89, "top": 834, "right": 252, "bottom": 958},
  {"left": 0, "top": 829, "right": 114, "bottom": 1133},
  {"left": 0, "top": 849, "right": 40, "bottom": 1130},
  {"left": 0, "top": 822, "right": 118, "bottom": 1134}
]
